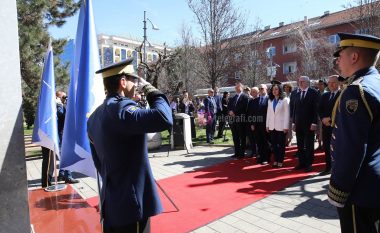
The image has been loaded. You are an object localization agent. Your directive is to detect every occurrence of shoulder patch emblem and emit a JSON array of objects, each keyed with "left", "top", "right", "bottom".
[
  {"left": 126, "top": 105, "right": 138, "bottom": 114},
  {"left": 346, "top": 99, "right": 358, "bottom": 114}
]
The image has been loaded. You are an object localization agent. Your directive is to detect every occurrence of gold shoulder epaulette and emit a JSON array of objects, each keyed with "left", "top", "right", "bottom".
[{"left": 350, "top": 77, "right": 373, "bottom": 122}]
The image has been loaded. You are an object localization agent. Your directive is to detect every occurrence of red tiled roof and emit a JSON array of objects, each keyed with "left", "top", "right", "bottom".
[{"left": 241, "top": 5, "right": 362, "bottom": 42}]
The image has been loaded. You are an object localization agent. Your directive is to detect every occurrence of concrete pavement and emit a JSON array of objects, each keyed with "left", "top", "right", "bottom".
[{"left": 25, "top": 137, "right": 340, "bottom": 233}]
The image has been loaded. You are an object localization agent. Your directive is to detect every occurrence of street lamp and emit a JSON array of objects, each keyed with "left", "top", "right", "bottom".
[{"left": 143, "top": 11, "right": 159, "bottom": 67}]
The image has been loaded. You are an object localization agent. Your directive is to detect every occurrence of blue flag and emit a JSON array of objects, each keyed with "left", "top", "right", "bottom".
[
  {"left": 32, "top": 44, "right": 60, "bottom": 157},
  {"left": 60, "top": 0, "right": 105, "bottom": 178}
]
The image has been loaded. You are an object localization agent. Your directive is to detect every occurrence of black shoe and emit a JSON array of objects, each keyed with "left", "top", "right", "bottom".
[
  {"left": 261, "top": 161, "right": 268, "bottom": 165},
  {"left": 293, "top": 165, "right": 304, "bottom": 170},
  {"left": 304, "top": 166, "right": 313, "bottom": 172},
  {"left": 42, "top": 181, "right": 52, "bottom": 188},
  {"left": 58, "top": 175, "right": 65, "bottom": 182},
  {"left": 319, "top": 169, "right": 331, "bottom": 175},
  {"left": 65, "top": 177, "right": 79, "bottom": 184}
]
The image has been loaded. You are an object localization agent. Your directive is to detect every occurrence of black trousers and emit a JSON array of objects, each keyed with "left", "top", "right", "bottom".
[
  {"left": 206, "top": 114, "right": 216, "bottom": 142},
  {"left": 41, "top": 147, "right": 54, "bottom": 188},
  {"left": 322, "top": 125, "right": 332, "bottom": 170},
  {"left": 255, "top": 125, "right": 271, "bottom": 163},
  {"left": 230, "top": 122, "right": 246, "bottom": 156},
  {"left": 190, "top": 116, "right": 196, "bottom": 138},
  {"left": 270, "top": 130, "right": 286, "bottom": 163},
  {"left": 295, "top": 127, "right": 315, "bottom": 168},
  {"left": 103, "top": 218, "right": 150, "bottom": 233},
  {"left": 337, "top": 204, "right": 380, "bottom": 233},
  {"left": 217, "top": 113, "right": 226, "bottom": 137}
]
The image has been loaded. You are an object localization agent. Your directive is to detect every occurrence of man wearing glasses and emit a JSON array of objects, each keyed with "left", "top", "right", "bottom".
[{"left": 292, "top": 76, "right": 319, "bottom": 172}]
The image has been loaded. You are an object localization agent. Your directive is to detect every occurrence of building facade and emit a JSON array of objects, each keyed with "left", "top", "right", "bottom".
[
  {"left": 97, "top": 34, "right": 169, "bottom": 70},
  {"left": 226, "top": 4, "right": 377, "bottom": 85}
]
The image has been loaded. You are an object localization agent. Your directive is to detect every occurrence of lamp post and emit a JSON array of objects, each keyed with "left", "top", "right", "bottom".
[{"left": 142, "top": 11, "right": 159, "bottom": 77}]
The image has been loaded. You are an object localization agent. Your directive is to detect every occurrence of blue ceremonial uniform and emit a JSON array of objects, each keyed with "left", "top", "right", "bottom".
[
  {"left": 328, "top": 66, "right": 380, "bottom": 208},
  {"left": 87, "top": 93, "right": 172, "bottom": 227}
]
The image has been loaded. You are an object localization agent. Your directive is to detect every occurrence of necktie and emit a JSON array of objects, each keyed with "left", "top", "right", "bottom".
[
  {"left": 330, "top": 92, "right": 335, "bottom": 101},
  {"left": 211, "top": 97, "right": 216, "bottom": 113},
  {"left": 235, "top": 94, "right": 240, "bottom": 107},
  {"left": 259, "top": 96, "right": 263, "bottom": 105},
  {"left": 301, "top": 91, "right": 306, "bottom": 100}
]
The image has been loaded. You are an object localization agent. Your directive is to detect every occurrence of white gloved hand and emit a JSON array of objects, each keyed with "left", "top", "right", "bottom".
[
  {"left": 138, "top": 77, "right": 149, "bottom": 86},
  {"left": 136, "top": 77, "right": 150, "bottom": 92}
]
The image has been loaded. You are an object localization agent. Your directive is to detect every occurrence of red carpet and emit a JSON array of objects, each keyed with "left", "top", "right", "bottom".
[
  {"left": 87, "top": 147, "right": 325, "bottom": 233},
  {"left": 29, "top": 185, "right": 101, "bottom": 233}
]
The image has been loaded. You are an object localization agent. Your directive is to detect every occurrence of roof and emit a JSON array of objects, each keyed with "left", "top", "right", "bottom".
[{"left": 238, "top": 5, "right": 364, "bottom": 43}]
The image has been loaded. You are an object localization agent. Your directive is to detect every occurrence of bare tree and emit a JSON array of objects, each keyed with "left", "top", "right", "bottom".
[
  {"left": 158, "top": 23, "right": 205, "bottom": 96},
  {"left": 238, "top": 19, "right": 270, "bottom": 87},
  {"left": 188, "top": 0, "right": 246, "bottom": 88},
  {"left": 350, "top": 0, "right": 380, "bottom": 36},
  {"left": 289, "top": 25, "right": 335, "bottom": 80}
]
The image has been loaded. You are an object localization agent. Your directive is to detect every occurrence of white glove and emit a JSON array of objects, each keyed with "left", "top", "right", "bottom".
[{"left": 136, "top": 77, "right": 150, "bottom": 92}]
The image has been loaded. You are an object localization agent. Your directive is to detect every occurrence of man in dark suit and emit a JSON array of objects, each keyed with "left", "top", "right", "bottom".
[
  {"left": 289, "top": 84, "right": 300, "bottom": 129},
  {"left": 318, "top": 75, "right": 340, "bottom": 174},
  {"left": 246, "top": 87, "right": 259, "bottom": 157},
  {"left": 204, "top": 89, "right": 217, "bottom": 144},
  {"left": 293, "top": 76, "right": 319, "bottom": 172},
  {"left": 87, "top": 58, "right": 173, "bottom": 232},
  {"left": 251, "top": 84, "right": 271, "bottom": 164},
  {"left": 213, "top": 87, "right": 224, "bottom": 138},
  {"left": 228, "top": 81, "right": 249, "bottom": 158}
]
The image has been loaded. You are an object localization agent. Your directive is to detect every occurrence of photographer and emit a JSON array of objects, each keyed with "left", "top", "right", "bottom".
[
  {"left": 87, "top": 58, "right": 173, "bottom": 233},
  {"left": 56, "top": 91, "right": 79, "bottom": 184}
]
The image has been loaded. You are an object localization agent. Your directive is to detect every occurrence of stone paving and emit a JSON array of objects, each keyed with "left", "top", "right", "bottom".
[{"left": 25, "top": 136, "right": 340, "bottom": 233}]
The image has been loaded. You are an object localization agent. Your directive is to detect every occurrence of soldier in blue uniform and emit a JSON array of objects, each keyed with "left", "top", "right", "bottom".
[
  {"left": 87, "top": 58, "right": 173, "bottom": 233},
  {"left": 328, "top": 33, "right": 380, "bottom": 233}
]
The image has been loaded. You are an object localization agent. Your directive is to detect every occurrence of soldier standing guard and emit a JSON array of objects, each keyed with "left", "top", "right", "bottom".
[
  {"left": 328, "top": 33, "right": 380, "bottom": 233},
  {"left": 87, "top": 58, "right": 173, "bottom": 233}
]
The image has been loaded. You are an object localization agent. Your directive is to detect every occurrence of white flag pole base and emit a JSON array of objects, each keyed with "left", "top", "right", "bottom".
[{"left": 44, "top": 184, "right": 67, "bottom": 192}]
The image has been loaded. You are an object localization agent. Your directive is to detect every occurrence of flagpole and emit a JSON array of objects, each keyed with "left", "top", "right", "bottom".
[{"left": 45, "top": 149, "right": 66, "bottom": 192}]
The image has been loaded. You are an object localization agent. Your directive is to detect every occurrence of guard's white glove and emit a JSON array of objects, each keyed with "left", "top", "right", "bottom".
[{"left": 136, "top": 77, "right": 150, "bottom": 92}]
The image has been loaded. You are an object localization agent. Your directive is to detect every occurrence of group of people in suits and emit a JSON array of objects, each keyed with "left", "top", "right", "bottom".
[{"left": 221, "top": 75, "right": 341, "bottom": 174}]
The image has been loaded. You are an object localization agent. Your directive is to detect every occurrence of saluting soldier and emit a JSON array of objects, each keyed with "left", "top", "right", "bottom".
[
  {"left": 328, "top": 33, "right": 380, "bottom": 233},
  {"left": 87, "top": 58, "right": 173, "bottom": 233}
]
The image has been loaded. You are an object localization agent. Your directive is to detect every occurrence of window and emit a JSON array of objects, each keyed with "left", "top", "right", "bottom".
[
  {"left": 283, "top": 43, "right": 296, "bottom": 54},
  {"left": 355, "top": 28, "right": 370, "bottom": 34},
  {"left": 266, "top": 46, "right": 276, "bottom": 58},
  {"left": 234, "top": 53, "right": 242, "bottom": 62},
  {"left": 235, "top": 71, "right": 241, "bottom": 79},
  {"left": 283, "top": 62, "right": 297, "bottom": 75},
  {"left": 328, "top": 34, "right": 340, "bottom": 44},
  {"left": 305, "top": 39, "right": 317, "bottom": 49},
  {"left": 251, "top": 50, "right": 258, "bottom": 58},
  {"left": 306, "top": 61, "right": 317, "bottom": 71}
]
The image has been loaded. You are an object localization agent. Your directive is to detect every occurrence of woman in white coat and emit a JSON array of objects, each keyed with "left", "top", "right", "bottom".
[{"left": 266, "top": 84, "right": 290, "bottom": 168}]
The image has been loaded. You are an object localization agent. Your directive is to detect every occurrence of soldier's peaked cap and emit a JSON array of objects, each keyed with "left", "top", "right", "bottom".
[
  {"left": 95, "top": 58, "right": 139, "bottom": 79},
  {"left": 270, "top": 79, "right": 282, "bottom": 85},
  {"left": 333, "top": 33, "right": 380, "bottom": 57}
]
